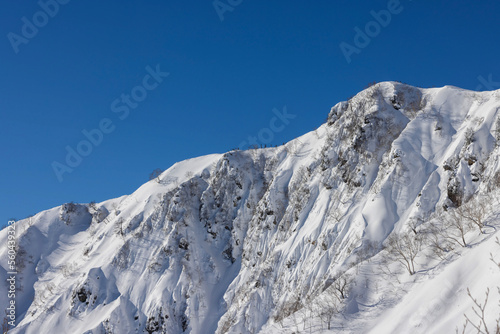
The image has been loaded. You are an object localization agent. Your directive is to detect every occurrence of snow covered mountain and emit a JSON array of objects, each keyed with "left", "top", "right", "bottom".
[{"left": 2, "top": 82, "right": 500, "bottom": 334}]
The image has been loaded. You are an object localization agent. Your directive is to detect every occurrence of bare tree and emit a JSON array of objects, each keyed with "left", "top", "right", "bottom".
[
  {"left": 385, "top": 232, "right": 423, "bottom": 275},
  {"left": 274, "top": 293, "right": 302, "bottom": 325},
  {"left": 313, "top": 287, "right": 341, "bottom": 330},
  {"left": 492, "top": 237, "right": 500, "bottom": 269},
  {"left": 454, "top": 195, "right": 490, "bottom": 234},
  {"left": 149, "top": 168, "right": 164, "bottom": 183},
  {"left": 431, "top": 208, "right": 473, "bottom": 248},
  {"left": 458, "top": 237, "right": 500, "bottom": 334},
  {"left": 296, "top": 298, "right": 314, "bottom": 332},
  {"left": 308, "top": 272, "right": 354, "bottom": 331},
  {"left": 425, "top": 225, "right": 455, "bottom": 260},
  {"left": 458, "top": 288, "right": 500, "bottom": 334},
  {"left": 330, "top": 273, "right": 353, "bottom": 299},
  {"left": 114, "top": 217, "right": 125, "bottom": 238}
]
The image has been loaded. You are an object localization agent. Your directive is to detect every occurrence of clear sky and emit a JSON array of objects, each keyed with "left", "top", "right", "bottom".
[{"left": 1, "top": 0, "right": 500, "bottom": 225}]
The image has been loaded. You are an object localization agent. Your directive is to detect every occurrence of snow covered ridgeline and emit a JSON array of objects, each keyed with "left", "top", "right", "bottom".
[{"left": 1, "top": 82, "right": 500, "bottom": 333}]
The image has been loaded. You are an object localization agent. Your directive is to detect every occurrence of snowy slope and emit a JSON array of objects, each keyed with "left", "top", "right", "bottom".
[{"left": 2, "top": 82, "right": 500, "bottom": 334}]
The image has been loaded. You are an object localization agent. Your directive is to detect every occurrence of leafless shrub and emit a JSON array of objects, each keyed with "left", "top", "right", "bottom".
[
  {"left": 61, "top": 262, "right": 78, "bottom": 278},
  {"left": 274, "top": 293, "right": 303, "bottom": 324},
  {"left": 355, "top": 240, "right": 381, "bottom": 264},
  {"left": 314, "top": 289, "right": 340, "bottom": 331},
  {"left": 284, "top": 140, "right": 301, "bottom": 157},
  {"left": 465, "top": 128, "right": 475, "bottom": 146},
  {"left": 431, "top": 208, "right": 473, "bottom": 248},
  {"left": 458, "top": 237, "right": 500, "bottom": 334},
  {"left": 89, "top": 204, "right": 109, "bottom": 225},
  {"left": 424, "top": 225, "right": 455, "bottom": 260},
  {"left": 149, "top": 168, "right": 164, "bottom": 183},
  {"left": 448, "top": 177, "right": 464, "bottom": 207},
  {"left": 494, "top": 117, "right": 500, "bottom": 143},
  {"left": 83, "top": 245, "right": 92, "bottom": 257},
  {"left": 329, "top": 272, "right": 353, "bottom": 299},
  {"left": 59, "top": 202, "right": 78, "bottom": 225},
  {"left": 218, "top": 313, "right": 237, "bottom": 334},
  {"left": 493, "top": 171, "right": 500, "bottom": 189},
  {"left": 493, "top": 237, "right": 500, "bottom": 269},
  {"left": 385, "top": 232, "right": 423, "bottom": 275},
  {"left": 145, "top": 307, "right": 166, "bottom": 334},
  {"left": 114, "top": 217, "right": 125, "bottom": 238},
  {"left": 454, "top": 195, "right": 490, "bottom": 234},
  {"left": 313, "top": 278, "right": 347, "bottom": 330},
  {"left": 457, "top": 288, "right": 500, "bottom": 334},
  {"left": 112, "top": 241, "right": 131, "bottom": 270},
  {"left": 14, "top": 245, "right": 27, "bottom": 273}
]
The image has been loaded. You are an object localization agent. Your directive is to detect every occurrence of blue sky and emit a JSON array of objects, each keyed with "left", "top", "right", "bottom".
[{"left": 1, "top": 0, "right": 500, "bottom": 224}]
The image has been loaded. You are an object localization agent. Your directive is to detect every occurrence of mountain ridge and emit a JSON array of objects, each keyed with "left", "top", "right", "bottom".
[{"left": 2, "top": 81, "right": 500, "bottom": 334}]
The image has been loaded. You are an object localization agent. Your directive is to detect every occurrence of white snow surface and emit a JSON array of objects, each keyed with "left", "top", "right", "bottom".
[{"left": 2, "top": 82, "right": 500, "bottom": 333}]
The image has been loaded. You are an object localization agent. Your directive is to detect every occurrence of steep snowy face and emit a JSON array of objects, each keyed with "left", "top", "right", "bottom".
[{"left": 2, "top": 82, "right": 500, "bottom": 334}]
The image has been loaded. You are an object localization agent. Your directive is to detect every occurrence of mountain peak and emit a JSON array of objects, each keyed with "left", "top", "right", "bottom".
[{"left": 2, "top": 83, "right": 500, "bottom": 334}]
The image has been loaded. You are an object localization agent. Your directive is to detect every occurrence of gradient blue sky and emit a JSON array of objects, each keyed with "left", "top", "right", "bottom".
[{"left": 2, "top": 0, "right": 500, "bottom": 224}]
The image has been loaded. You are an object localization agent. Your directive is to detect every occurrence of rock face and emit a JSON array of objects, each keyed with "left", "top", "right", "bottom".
[{"left": 2, "top": 82, "right": 500, "bottom": 334}]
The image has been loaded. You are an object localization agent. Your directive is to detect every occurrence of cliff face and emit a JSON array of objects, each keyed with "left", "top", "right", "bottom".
[{"left": 2, "top": 82, "right": 500, "bottom": 334}]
